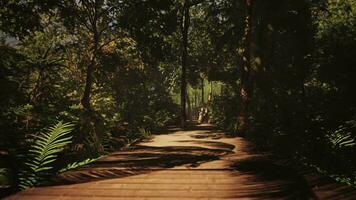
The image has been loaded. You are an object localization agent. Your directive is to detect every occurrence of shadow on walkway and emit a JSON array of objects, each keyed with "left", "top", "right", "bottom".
[
  {"left": 10, "top": 124, "right": 356, "bottom": 200},
  {"left": 51, "top": 144, "right": 232, "bottom": 185},
  {"left": 230, "top": 159, "right": 317, "bottom": 199}
]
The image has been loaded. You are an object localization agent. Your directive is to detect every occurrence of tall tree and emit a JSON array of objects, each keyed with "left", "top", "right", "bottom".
[
  {"left": 76, "top": 0, "right": 114, "bottom": 111},
  {"left": 58, "top": 0, "right": 119, "bottom": 111},
  {"left": 237, "top": 0, "right": 253, "bottom": 134},
  {"left": 180, "top": 0, "right": 190, "bottom": 127}
]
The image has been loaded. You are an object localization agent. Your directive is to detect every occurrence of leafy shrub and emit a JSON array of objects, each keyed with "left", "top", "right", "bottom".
[
  {"left": 0, "top": 168, "right": 10, "bottom": 186},
  {"left": 209, "top": 95, "right": 239, "bottom": 133}
]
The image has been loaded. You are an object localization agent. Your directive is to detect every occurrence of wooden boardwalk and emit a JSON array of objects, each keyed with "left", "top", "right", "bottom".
[{"left": 6, "top": 124, "right": 356, "bottom": 199}]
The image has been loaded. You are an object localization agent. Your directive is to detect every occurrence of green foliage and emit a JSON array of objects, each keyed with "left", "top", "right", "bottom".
[
  {"left": 205, "top": 0, "right": 356, "bottom": 186},
  {"left": 18, "top": 121, "right": 74, "bottom": 189},
  {"left": 138, "top": 127, "right": 152, "bottom": 139},
  {"left": 327, "top": 123, "right": 356, "bottom": 150},
  {"left": 1, "top": 0, "right": 356, "bottom": 193},
  {"left": 209, "top": 94, "right": 239, "bottom": 133},
  {"left": 0, "top": 168, "right": 10, "bottom": 186},
  {"left": 59, "top": 158, "right": 97, "bottom": 173}
]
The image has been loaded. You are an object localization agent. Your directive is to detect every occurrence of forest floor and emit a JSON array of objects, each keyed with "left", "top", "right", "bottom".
[{"left": 6, "top": 124, "right": 356, "bottom": 199}]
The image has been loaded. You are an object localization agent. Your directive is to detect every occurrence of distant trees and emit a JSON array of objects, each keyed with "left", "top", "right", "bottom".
[{"left": 179, "top": 0, "right": 209, "bottom": 127}]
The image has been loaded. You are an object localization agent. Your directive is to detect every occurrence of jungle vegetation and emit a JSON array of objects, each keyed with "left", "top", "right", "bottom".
[{"left": 1, "top": 0, "right": 356, "bottom": 194}]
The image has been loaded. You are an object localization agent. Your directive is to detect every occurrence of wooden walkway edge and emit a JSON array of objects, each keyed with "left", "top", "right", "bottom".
[{"left": 6, "top": 124, "right": 356, "bottom": 199}]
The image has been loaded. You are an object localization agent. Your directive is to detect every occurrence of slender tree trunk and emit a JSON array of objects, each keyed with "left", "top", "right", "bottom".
[
  {"left": 180, "top": 1, "right": 190, "bottom": 128},
  {"left": 194, "top": 90, "right": 197, "bottom": 118},
  {"left": 187, "top": 92, "right": 192, "bottom": 121},
  {"left": 81, "top": 61, "right": 95, "bottom": 110},
  {"left": 81, "top": 19, "right": 99, "bottom": 111},
  {"left": 209, "top": 81, "right": 213, "bottom": 102},
  {"left": 31, "top": 66, "right": 45, "bottom": 104},
  {"left": 201, "top": 77, "right": 204, "bottom": 106},
  {"left": 237, "top": 0, "right": 253, "bottom": 134}
]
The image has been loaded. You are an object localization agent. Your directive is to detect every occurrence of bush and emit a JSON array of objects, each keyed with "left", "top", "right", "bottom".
[{"left": 209, "top": 95, "right": 239, "bottom": 133}]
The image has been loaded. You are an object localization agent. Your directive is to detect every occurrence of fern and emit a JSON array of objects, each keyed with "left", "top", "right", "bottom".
[
  {"left": 138, "top": 127, "right": 151, "bottom": 139},
  {"left": 328, "top": 132, "right": 355, "bottom": 149},
  {"left": 59, "top": 158, "right": 98, "bottom": 173},
  {"left": 327, "top": 121, "right": 356, "bottom": 150},
  {"left": 18, "top": 121, "right": 74, "bottom": 189}
]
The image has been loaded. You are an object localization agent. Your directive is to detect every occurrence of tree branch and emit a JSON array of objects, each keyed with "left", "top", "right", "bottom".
[{"left": 188, "top": 0, "right": 205, "bottom": 7}]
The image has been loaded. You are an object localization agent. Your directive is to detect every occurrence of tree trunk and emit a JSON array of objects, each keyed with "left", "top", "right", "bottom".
[
  {"left": 237, "top": 0, "right": 253, "bottom": 134},
  {"left": 201, "top": 77, "right": 204, "bottom": 106},
  {"left": 220, "top": 84, "right": 224, "bottom": 96},
  {"left": 209, "top": 81, "right": 213, "bottom": 102},
  {"left": 81, "top": 20, "right": 99, "bottom": 111},
  {"left": 194, "top": 89, "right": 197, "bottom": 108},
  {"left": 180, "top": 1, "right": 190, "bottom": 128},
  {"left": 187, "top": 92, "right": 192, "bottom": 121},
  {"left": 81, "top": 61, "right": 95, "bottom": 110}
]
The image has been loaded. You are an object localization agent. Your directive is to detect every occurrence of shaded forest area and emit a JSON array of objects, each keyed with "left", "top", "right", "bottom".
[{"left": 1, "top": 0, "right": 356, "bottom": 194}]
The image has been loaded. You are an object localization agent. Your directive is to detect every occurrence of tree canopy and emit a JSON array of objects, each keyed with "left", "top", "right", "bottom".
[{"left": 1, "top": 0, "right": 356, "bottom": 192}]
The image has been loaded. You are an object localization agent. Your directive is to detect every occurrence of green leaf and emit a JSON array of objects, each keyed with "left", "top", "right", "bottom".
[{"left": 19, "top": 121, "right": 74, "bottom": 189}]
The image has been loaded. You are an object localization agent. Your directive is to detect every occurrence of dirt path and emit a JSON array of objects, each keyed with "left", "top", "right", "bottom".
[{"left": 6, "top": 124, "right": 356, "bottom": 199}]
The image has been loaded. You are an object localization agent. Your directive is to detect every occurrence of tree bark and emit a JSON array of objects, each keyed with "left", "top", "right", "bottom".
[
  {"left": 180, "top": 0, "right": 190, "bottom": 128},
  {"left": 237, "top": 0, "right": 253, "bottom": 134},
  {"left": 187, "top": 92, "right": 192, "bottom": 121},
  {"left": 81, "top": 60, "right": 95, "bottom": 110},
  {"left": 194, "top": 90, "right": 197, "bottom": 109},
  {"left": 209, "top": 81, "right": 213, "bottom": 102},
  {"left": 201, "top": 77, "right": 204, "bottom": 105},
  {"left": 81, "top": 4, "right": 100, "bottom": 111}
]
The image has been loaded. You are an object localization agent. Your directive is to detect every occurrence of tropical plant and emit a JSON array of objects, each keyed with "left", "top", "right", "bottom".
[
  {"left": 327, "top": 121, "right": 356, "bottom": 150},
  {"left": 138, "top": 127, "right": 151, "bottom": 139},
  {"left": 18, "top": 121, "right": 74, "bottom": 189},
  {"left": 59, "top": 158, "right": 97, "bottom": 173}
]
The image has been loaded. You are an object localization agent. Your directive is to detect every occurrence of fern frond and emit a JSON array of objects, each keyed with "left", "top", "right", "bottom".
[
  {"left": 59, "top": 158, "right": 98, "bottom": 173},
  {"left": 328, "top": 131, "right": 356, "bottom": 149},
  {"left": 19, "top": 121, "right": 74, "bottom": 189}
]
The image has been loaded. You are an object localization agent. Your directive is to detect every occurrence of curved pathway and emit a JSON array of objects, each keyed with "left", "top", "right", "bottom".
[{"left": 7, "top": 124, "right": 356, "bottom": 199}]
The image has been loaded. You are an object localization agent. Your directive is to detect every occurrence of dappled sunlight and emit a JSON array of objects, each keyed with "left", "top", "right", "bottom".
[
  {"left": 7, "top": 124, "right": 356, "bottom": 199},
  {"left": 51, "top": 126, "right": 237, "bottom": 185},
  {"left": 2, "top": 0, "right": 356, "bottom": 199}
]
